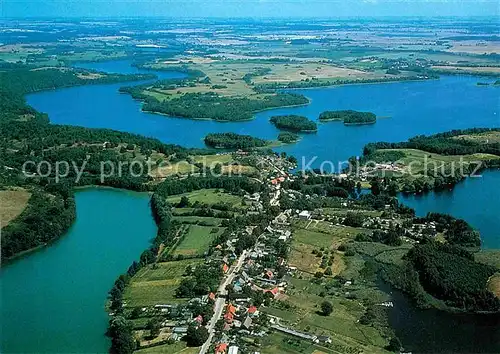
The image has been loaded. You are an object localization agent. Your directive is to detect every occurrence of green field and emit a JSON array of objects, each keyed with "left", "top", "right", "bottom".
[
  {"left": 135, "top": 342, "right": 199, "bottom": 354},
  {"left": 172, "top": 224, "right": 225, "bottom": 256},
  {"left": 124, "top": 259, "right": 203, "bottom": 307},
  {"left": 262, "top": 275, "right": 390, "bottom": 353},
  {"left": 166, "top": 188, "right": 244, "bottom": 208}
]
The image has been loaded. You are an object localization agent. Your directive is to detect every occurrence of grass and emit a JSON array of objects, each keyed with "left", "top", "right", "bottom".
[
  {"left": 166, "top": 189, "right": 244, "bottom": 209},
  {"left": 0, "top": 189, "right": 31, "bottom": 227},
  {"left": 172, "top": 215, "right": 224, "bottom": 226},
  {"left": 172, "top": 225, "right": 224, "bottom": 256},
  {"left": 262, "top": 274, "right": 390, "bottom": 353},
  {"left": 135, "top": 342, "right": 199, "bottom": 354},
  {"left": 124, "top": 259, "right": 203, "bottom": 307},
  {"left": 374, "top": 148, "right": 500, "bottom": 177},
  {"left": 192, "top": 154, "right": 234, "bottom": 165}
]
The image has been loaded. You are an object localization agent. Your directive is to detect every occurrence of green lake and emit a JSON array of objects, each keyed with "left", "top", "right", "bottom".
[{"left": 0, "top": 188, "right": 156, "bottom": 353}]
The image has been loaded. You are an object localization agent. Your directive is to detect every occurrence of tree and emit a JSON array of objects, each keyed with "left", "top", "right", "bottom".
[
  {"left": 386, "top": 337, "right": 402, "bottom": 352},
  {"left": 178, "top": 196, "right": 190, "bottom": 208},
  {"left": 320, "top": 301, "right": 333, "bottom": 316},
  {"left": 109, "top": 316, "right": 136, "bottom": 354},
  {"left": 185, "top": 325, "right": 209, "bottom": 346},
  {"left": 146, "top": 318, "right": 161, "bottom": 338}
]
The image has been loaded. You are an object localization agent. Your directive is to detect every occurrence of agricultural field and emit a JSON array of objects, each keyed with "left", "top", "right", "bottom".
[
  {"left": 135, "top": 342, "right": 198, "bottom": 354},
  {"left": 377, "top": 148, "right": 500, "bottom": 176},
  {"left": 262, "top": 267, "right": 391, "bottom": 354},
  {"left": 289, "top": 220, "right": 367, "bottom": 276},
  {"left": 431, "top": 65, "right": 500, "bottom": 75},
  {"left": 0, "top": 189, "right": 31, "bottom": 227},
  {"left": 453, "top": 130, "right": 500, "bottom": 145},
  {"left": 171, "top": 224, "right": 225, "bottom": 257},
  {"left": 123, "top": 259, "right": 203, "bottom": 307},
  {"left": 166, "top": 188, "right": 245, "bottom": 209}
]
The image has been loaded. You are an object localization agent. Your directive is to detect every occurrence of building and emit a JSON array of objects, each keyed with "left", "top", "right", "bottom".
[
  {"left": 298, "top": 210, "right": 311, "bottom": 220},
  {"left": 228, "top": 346, "right": 239, "bottom": 354}
]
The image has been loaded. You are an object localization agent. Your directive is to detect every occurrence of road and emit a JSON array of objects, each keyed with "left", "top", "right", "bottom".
[{"left": 199, "top": 250, "right": 248, "bottom": 354}]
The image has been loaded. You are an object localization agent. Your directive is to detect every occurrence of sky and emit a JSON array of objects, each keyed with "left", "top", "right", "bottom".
[{"left": 2, "top": 0, "right": 499, "bottom": 18}]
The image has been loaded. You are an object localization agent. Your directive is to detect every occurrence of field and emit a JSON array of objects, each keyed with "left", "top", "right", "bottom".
[
  {"left": 135, "top": 342, "right": 199, "bottom": 354},
  {"left": 262, "top": 273, "right": 390, "bottom": 354},
  {"left": 432, "top": 65, "right": 500, "bottom": 75},
  {"left": 289, "top": 220, "right": 368, "bottom": 280},
  {"left": 0, "top": 189, "right": 31, "bottom": 227},
  {"left": 379, "top": 148, "right": 500, "bottom": 175},
  {"left": 142, "top": 58, "right": 392, "bottom": 101},
  {"left": 166, "top": 188, "right": 244, "bottom": 209},
  {"left": 453, "top": 131, "right": 500, "bottom": 145},
  {"left": 171, "top": 224, "right": 224, "bottom": 256},
  {"left": 123, "top": 259, "right": 203, "bottom": 307}
]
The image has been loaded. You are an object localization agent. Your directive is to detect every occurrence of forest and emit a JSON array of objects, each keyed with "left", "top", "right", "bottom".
[
  {"left": 269, "top": 115, "right": 318, "bottom": 132},
  {"left": 406, "top": 242, "right": 500, "bottom": 312},
  {"left": 142, "top": 92, "right": 308, "bottom": 121},
  {"left": 277, "top": 131, "right": 300, "bottom": 143},
  {"left": 363, "top": 128, "right": 500, "bottom": 156},
  {"left": 204, "top": 132, "right": 268, "bottom": 149},
  {"left": 319, "top": 110, "right": 376, "bottom": 125},
  {"left": 0, "top": 65, "right": 154, "bottom": 96}
]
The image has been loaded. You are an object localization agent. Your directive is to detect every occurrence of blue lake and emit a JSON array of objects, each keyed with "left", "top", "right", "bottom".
[
  {"left": 0, "top": 188, "right": 157, "bottom": 353},
  {"left": 29, "top": 61, "right": 499, "bottom": 169}
]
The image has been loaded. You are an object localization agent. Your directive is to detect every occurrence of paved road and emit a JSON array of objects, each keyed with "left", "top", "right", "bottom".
[{"left": 199, "top": 251, "right": 248, "bottom": 354}]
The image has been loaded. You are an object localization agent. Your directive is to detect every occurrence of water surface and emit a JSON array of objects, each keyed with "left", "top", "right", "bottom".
[
  {"left": 399, "top": 170, "right": 500, "bottom": 249},
  {"left": 0, "top": 188, "right": 156, "bottom": 353}
]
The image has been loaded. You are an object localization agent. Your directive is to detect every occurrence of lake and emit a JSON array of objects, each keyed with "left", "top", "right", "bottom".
[
  {"left": 400, "top": 169, "right": 500, "bottom": 249},
  {"left": 16, "top": 60, "right": 500, "bottom": 353},
  {"left": 0, "top": 188, "right": 157, "bottom": 353},
  {"left": 28, "top": 61, "right": 499, "bottom": 168}
]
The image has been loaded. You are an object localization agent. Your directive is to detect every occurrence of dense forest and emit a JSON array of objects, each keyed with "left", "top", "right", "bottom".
[
  {"left": 141, "top": 92, "right": 308, "bottom": 121},
  {"left": 406, "top": 242, "right": 500, "bottom": 312},
  {"left": 204, "top": 132, "right": 268, "bottom": 149},
  {"left": 0, "top": 66, "right": 154, "bottom": 95},
  {"left": 254, "top": 74, "right": 434, "bottom": 92},
  {"left": 363, "top": 128, "right": 500, "bottom": 156},
  {"left": 269, "top": 115, "right": 318, "bottom": 132},
  {"left": 1, "top": 187, "right": 76, "bottom": 260},
  {"left": 277, "top": 132, "right": 300, "bottom": 143},
  {"left": 319, "top": 110, "right": 376, "bottom": 125}
]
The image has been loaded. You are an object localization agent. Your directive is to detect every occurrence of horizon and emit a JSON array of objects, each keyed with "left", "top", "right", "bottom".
[{"left": 3, "top": 0, "right": 499, "bottom": 19}]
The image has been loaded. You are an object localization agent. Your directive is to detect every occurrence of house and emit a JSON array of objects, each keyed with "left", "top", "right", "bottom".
[
  {"left": 227, "top": 304, "right": 236, "bottom": 314},
  {"left": 317, "top": 335, "right": 332, "bottom": 344},
  {"left": 224, "top": 312, "right": 234, "bottom": 323},
  {"left": 172, "top": 327, "right": 188, "bottom": 334},
  {"left": 194, "top": 315, "right": 203, "bottom": 325},
  {"left": 247, "top": 306, "right": 258, "bottom": 316},
  {"left": 228, "top": 346, "right": 239, "bottom": 354},
  {"left": 243, "top": 316, "right": 253, "bottom": 329},
  {"left": 222, "top": 263, "right": 229, "bottom": 273},
  {"left": 215, "top": 343, "right": 228, "bottom": 354},
  {"left": 265, "top": 270, "right": 274, "bottom": 279},
  {"left": 209, "top": 292, "right": 216, "bottom": 301},
  {"left": 298, "top": 210, "right": 311, "bottom": 220}
]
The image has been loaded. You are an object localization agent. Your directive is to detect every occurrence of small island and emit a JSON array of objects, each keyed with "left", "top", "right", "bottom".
[
  {"left": 204, "top": 132, "right": 269, "bottom": 149},
  {"left": 270, "top": 115, "right": 318, "bottom": 132},
  {"left": 319, "top": 110, "right": 377, "bottom": 125},
  {"left": 277, "top": 131, "right": 300, "bottom": 144}
]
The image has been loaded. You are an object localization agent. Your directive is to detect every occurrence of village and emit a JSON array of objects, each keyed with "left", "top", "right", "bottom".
[{"left": 109, "top": 151, "right": 460, "bottom": 354}]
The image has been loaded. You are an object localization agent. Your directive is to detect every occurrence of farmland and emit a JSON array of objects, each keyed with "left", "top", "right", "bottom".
[
  {"left": 0, "top": 189, "right": 31, "bottom": 227},
  {"left": 123, "top": 258, "right": 204, "bottom": 307}
]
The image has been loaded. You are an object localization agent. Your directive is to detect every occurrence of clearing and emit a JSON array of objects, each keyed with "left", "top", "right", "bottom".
[{"left": 0, "top": 189, "right": 31, "bottom": 227}]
